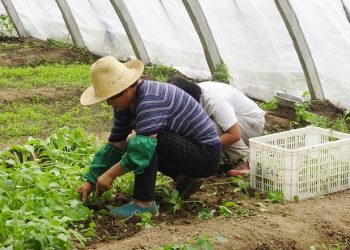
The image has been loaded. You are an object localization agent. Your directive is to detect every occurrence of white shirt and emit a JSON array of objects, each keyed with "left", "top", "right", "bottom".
[{"left": 199, "top": 81, "right": 265, "bottom": 132}]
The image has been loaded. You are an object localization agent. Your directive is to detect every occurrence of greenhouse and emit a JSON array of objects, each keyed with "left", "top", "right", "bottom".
[{"left": 0, "top": 0, "right": 350, "bottom": 249}]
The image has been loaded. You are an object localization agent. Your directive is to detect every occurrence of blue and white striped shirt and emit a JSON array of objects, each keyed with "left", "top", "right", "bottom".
[{"left": 109, "top": 80, "right": 221, "bottom": 150}]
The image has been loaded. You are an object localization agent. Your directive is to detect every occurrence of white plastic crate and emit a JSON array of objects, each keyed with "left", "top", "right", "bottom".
[{"left": 249, "top": 126, "right": 350, "bottom": 200}]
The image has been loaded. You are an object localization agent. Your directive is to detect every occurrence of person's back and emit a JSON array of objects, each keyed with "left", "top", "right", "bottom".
[
  {"left": 198, "top": 81, "right": 265, "bottom": 124},
  {"left": 168, "top": 77, "right": 265, "bottom": 176},
  {"left": 110, "top": 80, "right": 221, "bottom": 150}
]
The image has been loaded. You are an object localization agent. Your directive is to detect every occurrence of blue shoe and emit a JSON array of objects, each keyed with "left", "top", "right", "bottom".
[{"left": 109, "top": 200, "right": 159, "bottom": 218}]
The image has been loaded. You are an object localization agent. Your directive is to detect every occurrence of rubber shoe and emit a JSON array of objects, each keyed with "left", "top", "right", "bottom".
[
  {"left": 176, "top": 176, "right": 203, "bottom": 199},
  {"left": 109, "top": 200, "right": 159, "bottom": 218},
  {"left": 227, "top": 162, "right": 250, "bottom": 177}
]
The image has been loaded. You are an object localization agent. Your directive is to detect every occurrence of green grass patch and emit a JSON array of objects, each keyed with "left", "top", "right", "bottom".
[
  {"left": 0, "top": 64, "right": 90, "bottom": 88},
  {"left": 0, "top": 98, "right": 112, "bottom": 146},
  {"left": 144, "top": 63, "right": 176, "bottom": 82}
]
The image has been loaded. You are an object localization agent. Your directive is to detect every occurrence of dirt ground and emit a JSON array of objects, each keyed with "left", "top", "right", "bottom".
[{"left": 2, "top": 37, "right": 350, "bottom": 250}]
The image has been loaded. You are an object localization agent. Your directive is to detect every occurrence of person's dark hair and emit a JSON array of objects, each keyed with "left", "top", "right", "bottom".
[{"left": 167, "top": 77, "right": 202, "bottom": 102}]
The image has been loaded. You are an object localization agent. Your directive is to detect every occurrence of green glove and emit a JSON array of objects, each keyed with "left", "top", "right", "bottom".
[
  {"left": 120, "top": 135, "right": 157, "bottom": 174},
  {"left": 83, "top": 144, "right": 125, "bottom": 184}
]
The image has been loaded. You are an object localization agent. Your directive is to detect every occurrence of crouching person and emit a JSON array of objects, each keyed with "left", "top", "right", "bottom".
[
  {"left": 77, "top": 56, "right": 221, "bottom": 218},
  {"left": 167, "top": 77, "right": 265, "bottom": 176}
]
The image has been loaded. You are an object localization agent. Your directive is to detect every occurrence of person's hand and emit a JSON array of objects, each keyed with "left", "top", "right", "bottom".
[
  {"left": 77, "top": 182, "right": 94, "bottom": 202},
  {"left": 95, "top": 172, "right": 115, "bottom": 198}
]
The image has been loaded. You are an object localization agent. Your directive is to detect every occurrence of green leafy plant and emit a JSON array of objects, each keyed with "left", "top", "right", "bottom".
[
  {"left": 197, "top": 207, "right": 215, "bottom": 220},
  {"left": 231, "top": 176, "right": 250, "bottom": 196},
  {"left": 264, "top": 191, "right": 285, "bottom": 203},
  {"left": 330, "top": 110, "right": 350, "bottom": 133},
  {"left": 47, "top": 38, "right": 74, "bottom": 49},
  {"left": 211, "top": 63, "right": 232, "bottom": 83},
  {"left": 291, "top": 102, "right": 328, "bottom": 128},
  {"left": 145, "top": 63, "right": 176, "bottom": 82},
  {"left": 0, "top": 127, "right": 98, "bottom": 249},
  {"left": 0, "top": 14, "right": 15, "bottom": 36},
  {"left": 161, "top": 235, "right": 213, "bottom": 250},
  {"left": 260, "top": 96, "right": 278, "bottom": 111},
  {"left": 137, "top": 212, "right": 154, "bottom": 229},
  {"left": 219, "top": 201, "right": 236, "bottom": 216}
]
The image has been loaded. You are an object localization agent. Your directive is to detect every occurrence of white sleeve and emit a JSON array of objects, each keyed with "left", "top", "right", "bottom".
[{"left": 211, "top": 100, "right": 238, "bottom": 132}]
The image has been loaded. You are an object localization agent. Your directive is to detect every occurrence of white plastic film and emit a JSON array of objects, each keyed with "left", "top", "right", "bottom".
[
  {"left": 121, "top": 0, "right": 210, "bottom": 79},
  {"left": 290, "top": 0, "right": 350, "bottom": 109},
  {"left": 66, "top": 0, "right": 134, "bottom": 60},
  {"left": 0, "top": 2, "right": 6, "bottom": 14},
  {"left": 11, "top": 0, "right": 69, "bottom": 40},
  {"left": 198, "top": 0, "right": 307, "bottom": 101}
]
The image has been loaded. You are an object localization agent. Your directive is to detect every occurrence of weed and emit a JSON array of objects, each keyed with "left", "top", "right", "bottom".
[
  {"left": 197, "top": 207, "right": 215, "bottom": 220},
  {"left": 0, "top": 64, "right": 90, "bottom": 88},
  {"left": 260, "top": 96, "right": 278, "bottom": 111},
  {"left": 211, "top": 63, "right": 232, "bottom": 83},
  {"left": 231, "top": 176, "right": 250, "bottom": 196},
  {"left": 0, "top": 99, "right": 111, "bottom": 146},
  {"left": 291, "top": 102, "right": 328, "bottom": 128},
  {"left": 47, "top": 37, "right": 74, "bottom": 49},
  {"left": 161, "top": 235, "right": 213, "bottom": 250},
  {"left": 264, "top": 191, "right": 285, "bottom": 203},
  {"left": 0, "top": 14, "right": 15, "bottom": 36},
  {"left": 144, "top": 63, "right": 176, "bottom": 82},
  {"left": 137, "top": 212, "right": 154, "bottom": 229},
  {"left": 219, "top": 201, "right": 236, "bottom": 216},
  {"left": 330, "top": 110, "right": 350, "bottom": 133}
]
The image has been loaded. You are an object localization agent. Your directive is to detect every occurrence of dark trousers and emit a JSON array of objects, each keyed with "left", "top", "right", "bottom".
[{"left": 134, "top": 130, "right": 221, "bottom": 201}]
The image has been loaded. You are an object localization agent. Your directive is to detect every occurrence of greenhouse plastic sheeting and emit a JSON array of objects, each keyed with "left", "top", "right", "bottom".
[
  {"left": 0, "top": 2, "right": 5, "bottom": 14},
  {"left": 11, "top": 0, "right": 69, "bottom": 40},
  {"left": 122, "top": 0, "right": 210, "bottom": 79},
  {"left": 198, "top": 0, "right": 307, "bottom": 101},
  {"left": 66, "top": 0, "right": 134, "bottom": 60},
  {"left": 290, "top": 0, "right": 350, "bottom": 109}
]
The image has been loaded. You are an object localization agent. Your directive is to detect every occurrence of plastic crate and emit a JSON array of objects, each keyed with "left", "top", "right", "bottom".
[{"left": 249, "top": 126, "right": 350, "bottom": 200}]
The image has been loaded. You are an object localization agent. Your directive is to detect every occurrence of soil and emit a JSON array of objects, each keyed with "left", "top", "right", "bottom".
[
  {"left": 2, "top": 37, "right": 350, "bottom": 250},
  {"left": 0, "top": 36, "right": 98, "bottom": 67}
]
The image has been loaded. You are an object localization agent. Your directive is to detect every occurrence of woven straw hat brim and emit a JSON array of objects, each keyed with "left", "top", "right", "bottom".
[{"left": 80, "top": 59, "right": 144, "bottom": 105}]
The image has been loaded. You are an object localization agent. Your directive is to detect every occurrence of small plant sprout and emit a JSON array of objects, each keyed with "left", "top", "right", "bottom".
[
  {"left": 144, "top": 63, "right": 176, "bottom": 82},
  {"left": 219, "top": 201, "right": 236, "bottom": 216},
  {"left": 330, "top": 110, "right": 350, "bottom": 133},
  {"left": 211, "top": 63, "right": 232, "bottom": 83},
  {"left": 197, "top": 207, "right": 215, "bottom": 220},
  {"left": 264, "top": 191, "right": 285, "bottom": 203},
  {"left": 137, "top": 212, "right": 154, "bottom": 229},
  {"left": 0, "top": 14, "right": 15, "bottom": 36},
  {"left": 260, "top": 96, "right": 278, "bottom": 111},
  {"left": 231, "top": 176, "right": 250, "bottom": 196},
  {"left": 160, "top": 235, "right": 213, "bottom": 250},
  {"left": 291, "top": 102, "right": 328, "bottom": 128}
]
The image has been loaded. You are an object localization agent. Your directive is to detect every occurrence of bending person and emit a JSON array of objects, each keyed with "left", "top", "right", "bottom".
[
  {"left": 77, "top": 57, "right": 221, "bottom": 218},
  {"left": 167, "top": 77, "right": 265, "bottom": 176}
]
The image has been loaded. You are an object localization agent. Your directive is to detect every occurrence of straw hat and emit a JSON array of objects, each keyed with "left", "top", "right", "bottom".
[{"left": 80, "top": 56, "right": 144, "bottom": 105}]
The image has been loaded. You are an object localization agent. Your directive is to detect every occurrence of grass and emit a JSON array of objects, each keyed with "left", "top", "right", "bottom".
[
  {"left": 144, "top": 63, "right": 176, "bottom": 82},
  {"left": 0, "top": 64, "right": 90, "bottom": 88},
  {"left": 0, "top": 94, "right": 112, "bottom": 148},
  {"left": 211, "top": 63, "right": 232, "bottom": 83}
]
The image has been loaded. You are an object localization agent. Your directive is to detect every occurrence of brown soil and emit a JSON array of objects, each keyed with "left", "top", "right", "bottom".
[
  {"left": 2, "top": 37, "right": 350, "bottom": 250},
  {"left": 0, "top": 36, "right": 98, "bottom": 67}
]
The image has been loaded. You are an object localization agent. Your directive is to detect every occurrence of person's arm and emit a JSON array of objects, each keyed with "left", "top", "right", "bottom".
[
  {"left": 211, "top": 99, "right": 240, "bottom": 148},
  {"left": 108, "top": 140, "right": 127, "bottom": 150},
  {"left": 220, "top": 123, "right": 241, "bottom": 148},
  {"left": 94, "top": 134, "right": 157, "bottom": 197},
  {"left": 77, "top": 142, "right": 126, "bottom": 201}
]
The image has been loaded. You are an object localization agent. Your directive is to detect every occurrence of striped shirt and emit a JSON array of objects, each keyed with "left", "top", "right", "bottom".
[{"left": 109, "top": 80, "right": 221, "bottom": 150}]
